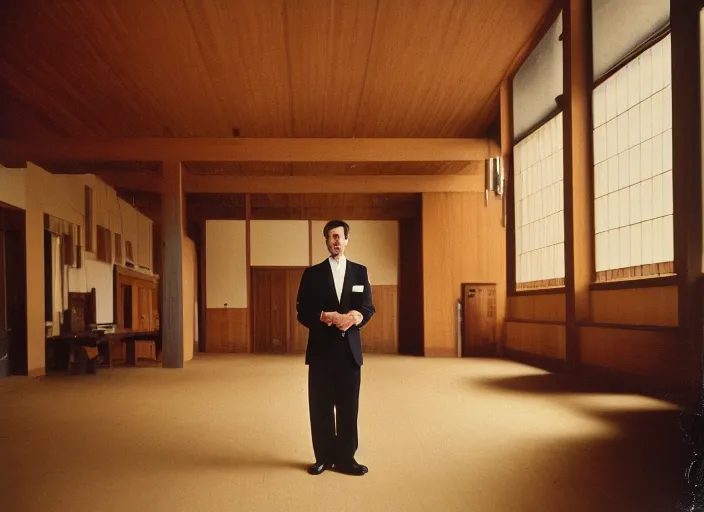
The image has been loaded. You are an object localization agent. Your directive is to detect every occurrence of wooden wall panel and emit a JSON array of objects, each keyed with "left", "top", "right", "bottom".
[
  {"left": 507, "top": 294, "right": 566, "bottom": 322},
  {"left": 361, "top": 285, "right": 398, "bottom": 354},
  {"left": 505, "top": 322, "right": 567, "bottom": 360},
  {"left": 580, "top": 326, "right": 695, "bottom": 393},
  {"left": 590, "top": 288, "right": 678, "bottom": 327},
  {"left": 422, "top": 192, "right": 506, "bottom": 356},
  {"left": 205, "top": 308, "right": 249, "bottom": 353}
]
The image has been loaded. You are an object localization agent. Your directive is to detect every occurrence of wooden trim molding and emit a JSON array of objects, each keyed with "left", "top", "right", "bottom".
[
  {"left": 505, "top": 319, "right": 567, "bottom": 326},
  {"left": 0, "top": 137, "right": 498, "bottom": 162},
  {"left": 115, "top": 264, "right": 158, "bottom": 284},
  {"left": 590, "top": 274, "right": 677, "bottom": 291},
  {"left": 516, "top": 278, "right": 565, "bottom": 291},
  {"left": 594, "top": 262, "right": 674, "bottom": 283},
  {"left": 577, "top": 322, "right": 679, "bottom": 333},
  {"left": 507, "top": 287, "right": 566, "bottom": 297}
]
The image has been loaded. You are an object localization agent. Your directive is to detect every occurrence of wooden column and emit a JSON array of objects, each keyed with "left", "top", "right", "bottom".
[
  {"left": 245, "top": 194, "right": 252, "bottom": 353},
  {"left": 671, "top": 0, "right": 703, "bottom": 399},
  {"left": 500, "top": 79, "right": 514, "bottom": 357},
  {"left": 563, "top": 0, "right": 593, "bottom": 371},
  {"left": 161, "top": 160, "right": 184, "bottom": 368}
]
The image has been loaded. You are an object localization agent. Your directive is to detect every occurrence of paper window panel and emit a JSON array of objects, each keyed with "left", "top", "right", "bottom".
[
  {"left": 628, "top": 106, "right": 640, "bottom": 149},
  {"left": 640, "top": 97, "right": 653, "bottom": 141},
  {"left": 608, "top": 229, "right": 620, "bottom": 269},
  {"left": 556, "top": 243, "right": 565, "bottom": 277},
  {"left": 595, "top": 196, "right": 608, "bottom": 234},
  {"left": 663, "top": 86, "right": 672, "bottom": 130},
  {"left": 513, "top": 113, "right": 565, "bottom": 285},
  {"left": 591, "top": 36, "right": 673, "bottom": 276},
  {"left": 641, "top": 178, "right": 653, "bottom": 221},
  {"left": 606, "top": 76, "right": 618, "bottom": 121},
  {"left": 640, "top": 49, "right": 653, "bottom": 100},
  {"left": 652, "top": 217, "right": 664, "bottom": 264},
  {"left": 616, "top": 69, "right": 629, "bottom": 115},
  {"left": 596, "top": 232, "right": 609, "bottom": 271},
  {"left": 618, "top": 188, "right": 630, "bottom": 228},
  {"left": 608, "top": 193, "right": 620, "bottom": 231},
  {"left": 630, "top": 183, "right": 642, "bottom": 225},
  {"left": 606, "top": 119, "right": 619, "bottom": 159},
  {"left": 595, "top": 161, "right": 608, "bottom": 197},
  {"left": 663, "top": 215, "right": 674, "bottom": 262},
  {"left": 651, "top": 42, "right": 664, "bottom": 93},
  {"left": 619, "top": 226, "right": 631, "bottom": 270},
  {"left": 662, "top": 171, "right": 673, "bottom": 216},
  {"left": 652, "top": 173, "right": 664, "bottom": 218},
  {"left": 641, "top": 139, "right": 653, "bottom": 180},
  {"left": 627, "top": 59, "right": 640, "bottom": 109},
  {"left": 663, "top": 129, "right": 673, "bottom": 171},
  {"left": 629, "top": 146, "right": 641, "bottom": 186},
  {"left": 641, "top": 220, "right": 654, "bottom": 265},
  {"left": 651, "top": 132, "right": 664, "bottom": 176},
  {"left": 594, "top": 83, "right": 606, "bottom": 128},
  {"left": 652, "top": 90, "right": 664, "bottom": 136},
  {"left": 630, "top": 223, "right": 642, "bottom": 268},
  {"left": 608, "top": 156, "right": 619, "bottom": 193},
  {"left": 617, "top": 113, "right": 629, "bottom": 153},
  {"left": 557, "top": 214, "right": 564, "bottom": 244},
  {"left": 663, "top": 36, "right": 671, "bottom": 86},
  {"left": 618, "top": 151, "right": 630, "bottom": 190}
]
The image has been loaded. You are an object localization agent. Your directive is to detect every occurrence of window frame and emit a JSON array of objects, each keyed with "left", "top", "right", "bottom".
[{"left": 590, "top": 26, "right": 674, "bottom": 290}]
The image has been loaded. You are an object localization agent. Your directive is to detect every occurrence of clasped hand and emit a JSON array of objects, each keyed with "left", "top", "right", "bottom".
[{"left": 321, "top": 310, "right": 362, "bottom": 332}]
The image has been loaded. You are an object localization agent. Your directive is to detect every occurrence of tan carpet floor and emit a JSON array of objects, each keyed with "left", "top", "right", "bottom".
[{"left": 0, "top": 354, "right": 691, "bottom": 512}]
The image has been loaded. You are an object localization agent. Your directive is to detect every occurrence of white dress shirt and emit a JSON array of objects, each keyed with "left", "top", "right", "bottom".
[{"left": 328, "top": 255, "right": 347, "bottom": 302}]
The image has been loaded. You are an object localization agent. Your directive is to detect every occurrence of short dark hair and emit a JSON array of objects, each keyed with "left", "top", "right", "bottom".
[{"left": 323, "top": 220, "right": 349, "bottom": 239}]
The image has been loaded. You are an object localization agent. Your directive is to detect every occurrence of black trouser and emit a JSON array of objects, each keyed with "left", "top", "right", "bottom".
[{"left": 308, "top": 342, "right": 361, "bottom": 465}]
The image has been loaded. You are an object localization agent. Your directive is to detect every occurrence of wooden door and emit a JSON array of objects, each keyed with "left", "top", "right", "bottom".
[
  {"left": 252, "top": 268, "right": 307, "bottom": 354},
  {"left": 287, "top": 268, "right": 307, "bottom": 353},
  {"left": 252, "top": 269, "right": 288, "bottom": 353},
  {"left": 462, "top": 283, "right": 497, "bottom": 357},
  {"left": 138, "top": 286, "right": 152, "bottom": 331}
]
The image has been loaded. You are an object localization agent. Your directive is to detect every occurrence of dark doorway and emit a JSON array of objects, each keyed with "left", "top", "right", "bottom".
[{"left": 0, "top": 204, "right": 28, "bottom": 376}]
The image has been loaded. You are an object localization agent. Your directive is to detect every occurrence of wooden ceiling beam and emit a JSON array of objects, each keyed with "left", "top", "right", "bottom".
[
  {"left": 0, "top": 138, "right": 499, "bottom": 163},
  {"left": 183, "top": 174, "right": 485, "bottom": 194}
]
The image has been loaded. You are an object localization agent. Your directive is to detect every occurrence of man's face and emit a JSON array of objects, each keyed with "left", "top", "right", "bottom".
[{"left": 326, "top": 226, "right": 348, "bottom": 258}]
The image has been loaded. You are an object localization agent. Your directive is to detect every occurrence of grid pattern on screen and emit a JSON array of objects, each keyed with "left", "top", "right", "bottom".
[
  {"left": 514, "top": 113, "right": 565, "bottom": 286},
  {"left": 592, "top": 35, "right": 673, "bottom": 274}
]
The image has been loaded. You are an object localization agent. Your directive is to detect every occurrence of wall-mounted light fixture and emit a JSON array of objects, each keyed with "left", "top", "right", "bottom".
[{"left": 484, "top": 156, "right": 507, "bottom": 227}]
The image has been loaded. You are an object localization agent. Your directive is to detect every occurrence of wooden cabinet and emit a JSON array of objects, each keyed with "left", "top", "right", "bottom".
[
  {"left": 115, "top": 266, "right": 159, "bottom": 361},
  {"left": 461, "top": 283, "right": 497, "bottom": 357}
]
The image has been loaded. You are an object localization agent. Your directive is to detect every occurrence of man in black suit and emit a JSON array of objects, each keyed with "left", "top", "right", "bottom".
[{"left": 296, "top": 220, "right": 375, "bottom": 476}]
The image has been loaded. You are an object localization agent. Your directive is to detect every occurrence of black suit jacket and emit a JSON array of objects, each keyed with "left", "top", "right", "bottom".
[{"left": 296, "top": 259, "right": 375, "bottom": 367}]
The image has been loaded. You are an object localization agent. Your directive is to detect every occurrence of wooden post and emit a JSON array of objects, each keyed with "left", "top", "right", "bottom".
[
  {"left": 563, "top": 0, "right": 593, "bottom": 371},
  {"left": 671, "top": 0, "right": 703, "bottom": 401},
  {"left": 500, "top": 79, "right": 514, "bottom": 357},
  {"left": 161, "top": 160, "right": 184, "bottom": 368}
]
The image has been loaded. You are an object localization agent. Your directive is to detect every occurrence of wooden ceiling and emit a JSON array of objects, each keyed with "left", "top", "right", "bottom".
[{"left": 0, "top": 0, "right": 554, "bottom": 139}]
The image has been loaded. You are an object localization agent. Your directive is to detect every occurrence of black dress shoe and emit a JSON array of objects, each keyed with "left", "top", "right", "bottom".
[
  {"left": 307, "top": 461, "right": 332, "bottom": 475},
  {"left": 334, "top": 460, "right": 368, "bottom": 476}
]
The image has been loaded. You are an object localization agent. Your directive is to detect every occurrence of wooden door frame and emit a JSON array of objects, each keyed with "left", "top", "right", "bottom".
[{"left": 249, "top": 265, "right": 308, "bottom": 353}]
